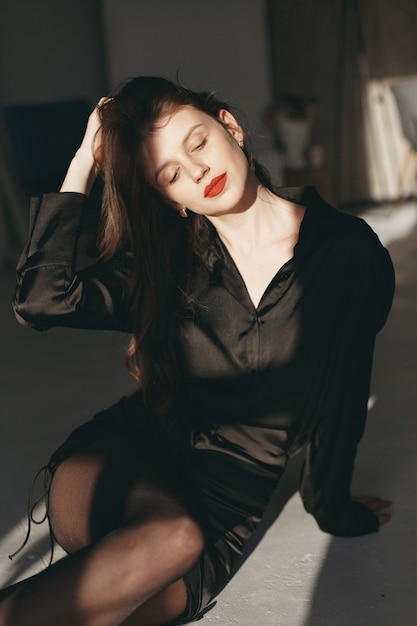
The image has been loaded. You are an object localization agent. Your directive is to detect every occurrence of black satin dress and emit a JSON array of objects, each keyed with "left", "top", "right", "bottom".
[{"left": 13, "top": 186, "right": 395, "bottom": 623}]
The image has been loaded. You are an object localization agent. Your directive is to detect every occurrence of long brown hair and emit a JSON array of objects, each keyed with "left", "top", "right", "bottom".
[{"left": 97, "top": 76, "right": 271, "bottom": 433}]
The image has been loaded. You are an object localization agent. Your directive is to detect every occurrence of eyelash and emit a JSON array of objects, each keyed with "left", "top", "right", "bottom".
[
  {"left": 194, "top": 138, "right": 207, "bottom": 151},
  {"left": 168, "top": 138, "right": 208, "bottom": 185},
  {"left": 169, "top": 170, "right": 180, "bottom": 185}
]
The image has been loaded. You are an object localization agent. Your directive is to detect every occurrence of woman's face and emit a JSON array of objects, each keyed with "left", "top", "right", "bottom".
[{"left": 142, "top": 105, "right": 257, "bottom": 217}]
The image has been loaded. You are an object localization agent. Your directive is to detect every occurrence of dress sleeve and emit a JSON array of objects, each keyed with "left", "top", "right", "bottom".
[
  {"left": 299, "top": 333, "right": 380, "bottom": 537},
  {"left": 13, "top": 192, "right": 132, "bottom": 332},
  {"left": 299, "top": 223, "right": 395, "bottom": 537}
]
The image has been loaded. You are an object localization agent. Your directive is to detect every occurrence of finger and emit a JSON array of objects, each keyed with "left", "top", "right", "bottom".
[
  {"left": 353, "top": 496, "right": 392, "bottom": 507},
  {"left": 368, "top": 500, "right": 392, "bottom": 512},
  {"left": 377, "top": 512, "right": 391, "bottom": 526},
  {"left": 352, "top": 496, "right": 393, "bottom": 515},
  {"left": 96, "top": 96, "right": 113, "bottom": 110},
  {"left": 352, "top": 495, "right": 380, "bottom": 503}
]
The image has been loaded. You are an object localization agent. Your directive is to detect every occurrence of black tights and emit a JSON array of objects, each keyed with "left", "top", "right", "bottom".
[{"left": 0, "top": 437, "right": 204, "bottom": 626}]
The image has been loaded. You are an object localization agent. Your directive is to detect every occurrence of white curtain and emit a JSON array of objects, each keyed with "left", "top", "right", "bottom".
[{"left": 364, "top": 78, "right": 417, "bottom": 201}]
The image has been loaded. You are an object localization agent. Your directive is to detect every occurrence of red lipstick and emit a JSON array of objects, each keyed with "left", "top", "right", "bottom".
[{"left": 204, "top": 173, "right": 227, "bottom": 198}]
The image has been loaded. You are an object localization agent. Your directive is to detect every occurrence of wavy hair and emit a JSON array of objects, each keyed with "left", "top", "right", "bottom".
[{"left": 97, "top": 76, "right": 272, "bottom": 436}]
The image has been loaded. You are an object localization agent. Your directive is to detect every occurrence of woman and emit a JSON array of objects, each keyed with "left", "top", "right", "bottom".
[{"left": 2, "top": 76, "right": 394, "bottom": 625}]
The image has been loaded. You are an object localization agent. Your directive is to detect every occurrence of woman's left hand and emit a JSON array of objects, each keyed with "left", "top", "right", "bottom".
[
  {"left": 352, "top": 495, "right": 392, "bottom": 526},
  {"left": 60, "top": 97, "right": 110, "bottom": 195}
]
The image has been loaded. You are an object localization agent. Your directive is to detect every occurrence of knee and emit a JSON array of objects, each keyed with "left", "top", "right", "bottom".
[
  {"left": 145, "top": 512, "right": 205, "bottom": 573},
  {"left": 123, "top": 482, "right": 205, "bottom": 572},
  {"left": 168, "top": 514, "right": 205, "bottom": 571},
  {"left": 123, "top": 512, "right": 205, "bottom": 586}
]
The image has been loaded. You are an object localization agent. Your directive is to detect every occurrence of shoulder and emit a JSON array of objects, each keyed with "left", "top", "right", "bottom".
[
  {"left": 277, "top": 184, "right": 389, "bottom": 252},
  {"left": 314, "top": 195, "right": 394, "bottom": 288},
  {"left": 302, "top": 186, "right": 385, "bottom": 249},
  {"left": 282, "top": 186, "right": 394, "bottom": 282}
]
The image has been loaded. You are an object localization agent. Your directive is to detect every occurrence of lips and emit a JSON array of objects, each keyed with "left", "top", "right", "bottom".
[{"left": 204, "top": 173, "right": 227, "bottom": 198}]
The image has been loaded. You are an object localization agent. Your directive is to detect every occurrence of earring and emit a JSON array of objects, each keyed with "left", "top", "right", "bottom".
[
  {"left": 179, "top": 207, "right": 188, "bottom": 218},
  {"left": 238, "top": 139, "right": 244, "bottom": 148}
]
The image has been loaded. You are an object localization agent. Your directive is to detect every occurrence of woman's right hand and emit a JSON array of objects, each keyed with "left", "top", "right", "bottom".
[
  {"left": 352, "top": 495, "right": 392, "bottom": 526},
  {"left": 60, "top": 97, "right": 110, "bottom": 196}
]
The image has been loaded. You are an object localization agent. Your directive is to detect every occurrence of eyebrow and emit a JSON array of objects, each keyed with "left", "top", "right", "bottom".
[{"left": 154, "top": 123, "right": 206, "bottom": 183}]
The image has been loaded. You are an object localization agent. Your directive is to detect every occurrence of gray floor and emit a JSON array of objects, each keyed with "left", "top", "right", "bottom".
[{"left": 1, "top": 202, "right": 416, "bottom": 624}]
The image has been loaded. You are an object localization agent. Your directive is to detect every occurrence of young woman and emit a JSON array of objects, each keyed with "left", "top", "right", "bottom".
[{"left": 2, "top": 76, "right": 394, "bottom": 625}]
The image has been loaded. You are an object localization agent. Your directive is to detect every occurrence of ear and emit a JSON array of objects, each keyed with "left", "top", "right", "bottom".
[{"left": 218, "top": 109, "right": 244, "bottom": 145}]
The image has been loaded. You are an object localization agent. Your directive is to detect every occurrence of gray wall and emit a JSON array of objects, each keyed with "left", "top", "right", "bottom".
[
  {"left": 102, "top": 0, "right": 272, "bottom": 151},
  {"left": 0, "top": 0, "right": 272, "bottom": 255},
  {"left": 0, "top": 0, "right": 106, "bottom": 106},
  {"left": 0, "top": 0, "right": 272, "bottom": 149}
]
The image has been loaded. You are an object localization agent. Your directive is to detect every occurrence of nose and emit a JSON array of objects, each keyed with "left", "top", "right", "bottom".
[{"left": 191, "top": 163, "right": 210, "bottom": 184}]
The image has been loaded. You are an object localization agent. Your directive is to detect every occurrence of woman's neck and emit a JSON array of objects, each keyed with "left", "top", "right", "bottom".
[{"left": 207, "top": 185, "right": 305, "bottom": 258}]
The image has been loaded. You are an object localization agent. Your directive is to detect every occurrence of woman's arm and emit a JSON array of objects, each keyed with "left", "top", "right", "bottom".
[
  {"left": 13, "top": 192, "right": 132, "bottom": 332},
  {"left": 298, "top": 332, "right": 381, "bottom": 537},
  {"left": 60, "top": 99, "right": 105, "bottom": 195},
  {"left": 13, "top": 101, "right": 132, "bottom": 333},
  {"left": 299, "top": 228, "right": 395, "bottom": 537},
  {"left": 299, "top": 333, "right": 391, "bottom": 537}
]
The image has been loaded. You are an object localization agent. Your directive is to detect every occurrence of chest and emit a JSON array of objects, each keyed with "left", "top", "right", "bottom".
[
  {"left": 180, "top": 231, "right": 351, "bottom": 381},
  {"left": 229, "top": 238, "right": 298, "bottom": 309}
]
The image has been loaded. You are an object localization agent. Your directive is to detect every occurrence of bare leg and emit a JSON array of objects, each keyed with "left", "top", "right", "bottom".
[{"left": 0, "top": 437, "right": 204, "bottom": 626}]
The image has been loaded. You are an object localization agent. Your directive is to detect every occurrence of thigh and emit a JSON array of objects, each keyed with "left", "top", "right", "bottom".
[{"left": 49, "top": 435, "right": 191, "bottom": 553}]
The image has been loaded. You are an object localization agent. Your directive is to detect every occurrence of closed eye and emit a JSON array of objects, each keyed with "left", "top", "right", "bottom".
[
  {"left": 193, "top": 138, "right": 208, "bottom": 151},
  {"left": 169, "top": 168, "right": 180, "bottom": 185},
  {"left": 167, "top": 137, "right": 207, "bottom": 184}
]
